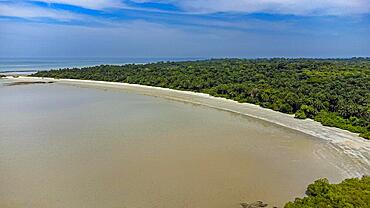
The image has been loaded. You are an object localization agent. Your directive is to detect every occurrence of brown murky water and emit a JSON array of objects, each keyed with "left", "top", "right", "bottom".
[{"left": 0, "top": 80, "right": 360, "bottom": 208}]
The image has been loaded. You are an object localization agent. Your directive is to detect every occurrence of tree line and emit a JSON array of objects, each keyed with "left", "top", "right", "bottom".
[{"left": 32, "top": 58, "right": 370, "bottom": 139}]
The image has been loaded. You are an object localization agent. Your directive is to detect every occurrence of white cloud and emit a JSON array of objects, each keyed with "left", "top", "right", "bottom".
[
  {"left": 33, "top": 0, "right": 124, "bottom": 10},
  {"left": 5, "top": 0, "right": 369, "bottom": 16},
  {"left": 132, "top": 0, "right": 370, "bottom": 16},
  {"left": 0, "top": 3, "right": 82, "bottom": 20}
]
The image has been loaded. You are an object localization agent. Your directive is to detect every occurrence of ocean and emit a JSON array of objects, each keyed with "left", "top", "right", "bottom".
[{"left": 0, "top": 57, "right": 197, "bottom": 73}]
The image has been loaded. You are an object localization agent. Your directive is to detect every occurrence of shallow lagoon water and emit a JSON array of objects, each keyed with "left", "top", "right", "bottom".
[{"left": 0, "top": 79, "right": 365, "bottom": 208}]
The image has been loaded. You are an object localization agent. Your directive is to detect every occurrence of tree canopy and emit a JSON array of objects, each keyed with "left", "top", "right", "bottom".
[{"left": 285, "top": 176, "right": 370, "bottom": 208}]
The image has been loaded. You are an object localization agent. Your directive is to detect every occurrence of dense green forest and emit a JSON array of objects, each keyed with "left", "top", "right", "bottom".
[
  {"left": 284, "top": 176, "right": 370, "bottom": 207},
  {"left": 32, "top": 58, "right": 370, "bottom": 139}
]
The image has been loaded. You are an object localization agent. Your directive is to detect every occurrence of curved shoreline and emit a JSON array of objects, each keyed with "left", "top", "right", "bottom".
[{"left": 5, "top": 76, "right": 370, "bottom": 176}]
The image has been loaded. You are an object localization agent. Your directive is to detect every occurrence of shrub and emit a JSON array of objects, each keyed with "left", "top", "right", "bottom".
[{"left": 295, "top": 110, "right": 307, "bottom": 119}]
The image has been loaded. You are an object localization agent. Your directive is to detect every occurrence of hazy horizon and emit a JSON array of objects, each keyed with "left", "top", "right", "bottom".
[{"left": 1, "top": 56, "right": 369, "bottom": 59}]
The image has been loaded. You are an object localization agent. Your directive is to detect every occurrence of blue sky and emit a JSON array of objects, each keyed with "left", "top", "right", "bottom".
[{"left": 0, "top": 0, "right": 369, "bottom": 58}]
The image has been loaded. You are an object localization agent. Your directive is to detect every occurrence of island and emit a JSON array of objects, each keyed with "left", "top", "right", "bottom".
[{"left": 33, "top": 58, "right": 370, "bottom": 139}]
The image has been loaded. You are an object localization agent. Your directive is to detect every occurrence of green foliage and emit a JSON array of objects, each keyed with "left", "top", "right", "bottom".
[
  {"left": 295, "top": 110, "right": 307, "bottom": 119},
  {"left": 32, "top": 58, "right": 370, "bottom": 139},
  {"left": 314, "top": 111, "right": 368, "bottom": 134},
  {"left": 295, "top": 105, "right": 317, "bottom": 119},
  {"left": 360, "top": 132, "right": 370, "bottom": 140},
  {"left": 284, "top": 176, "right": 370, "bottom": 208}
]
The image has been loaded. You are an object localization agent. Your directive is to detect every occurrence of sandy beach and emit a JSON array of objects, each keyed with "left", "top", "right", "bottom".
[{"left": 5, "top": 76, "right": 370, "bottom": 177}]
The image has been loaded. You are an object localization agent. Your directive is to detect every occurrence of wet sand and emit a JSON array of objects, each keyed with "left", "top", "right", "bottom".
[{"left": 1, "top": 77, "right": 369, "bottom": 208}]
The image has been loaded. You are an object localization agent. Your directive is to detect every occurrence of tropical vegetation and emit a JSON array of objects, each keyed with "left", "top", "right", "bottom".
[{"left": 285, "top": 176, "right": 370, "bottom": 208}]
